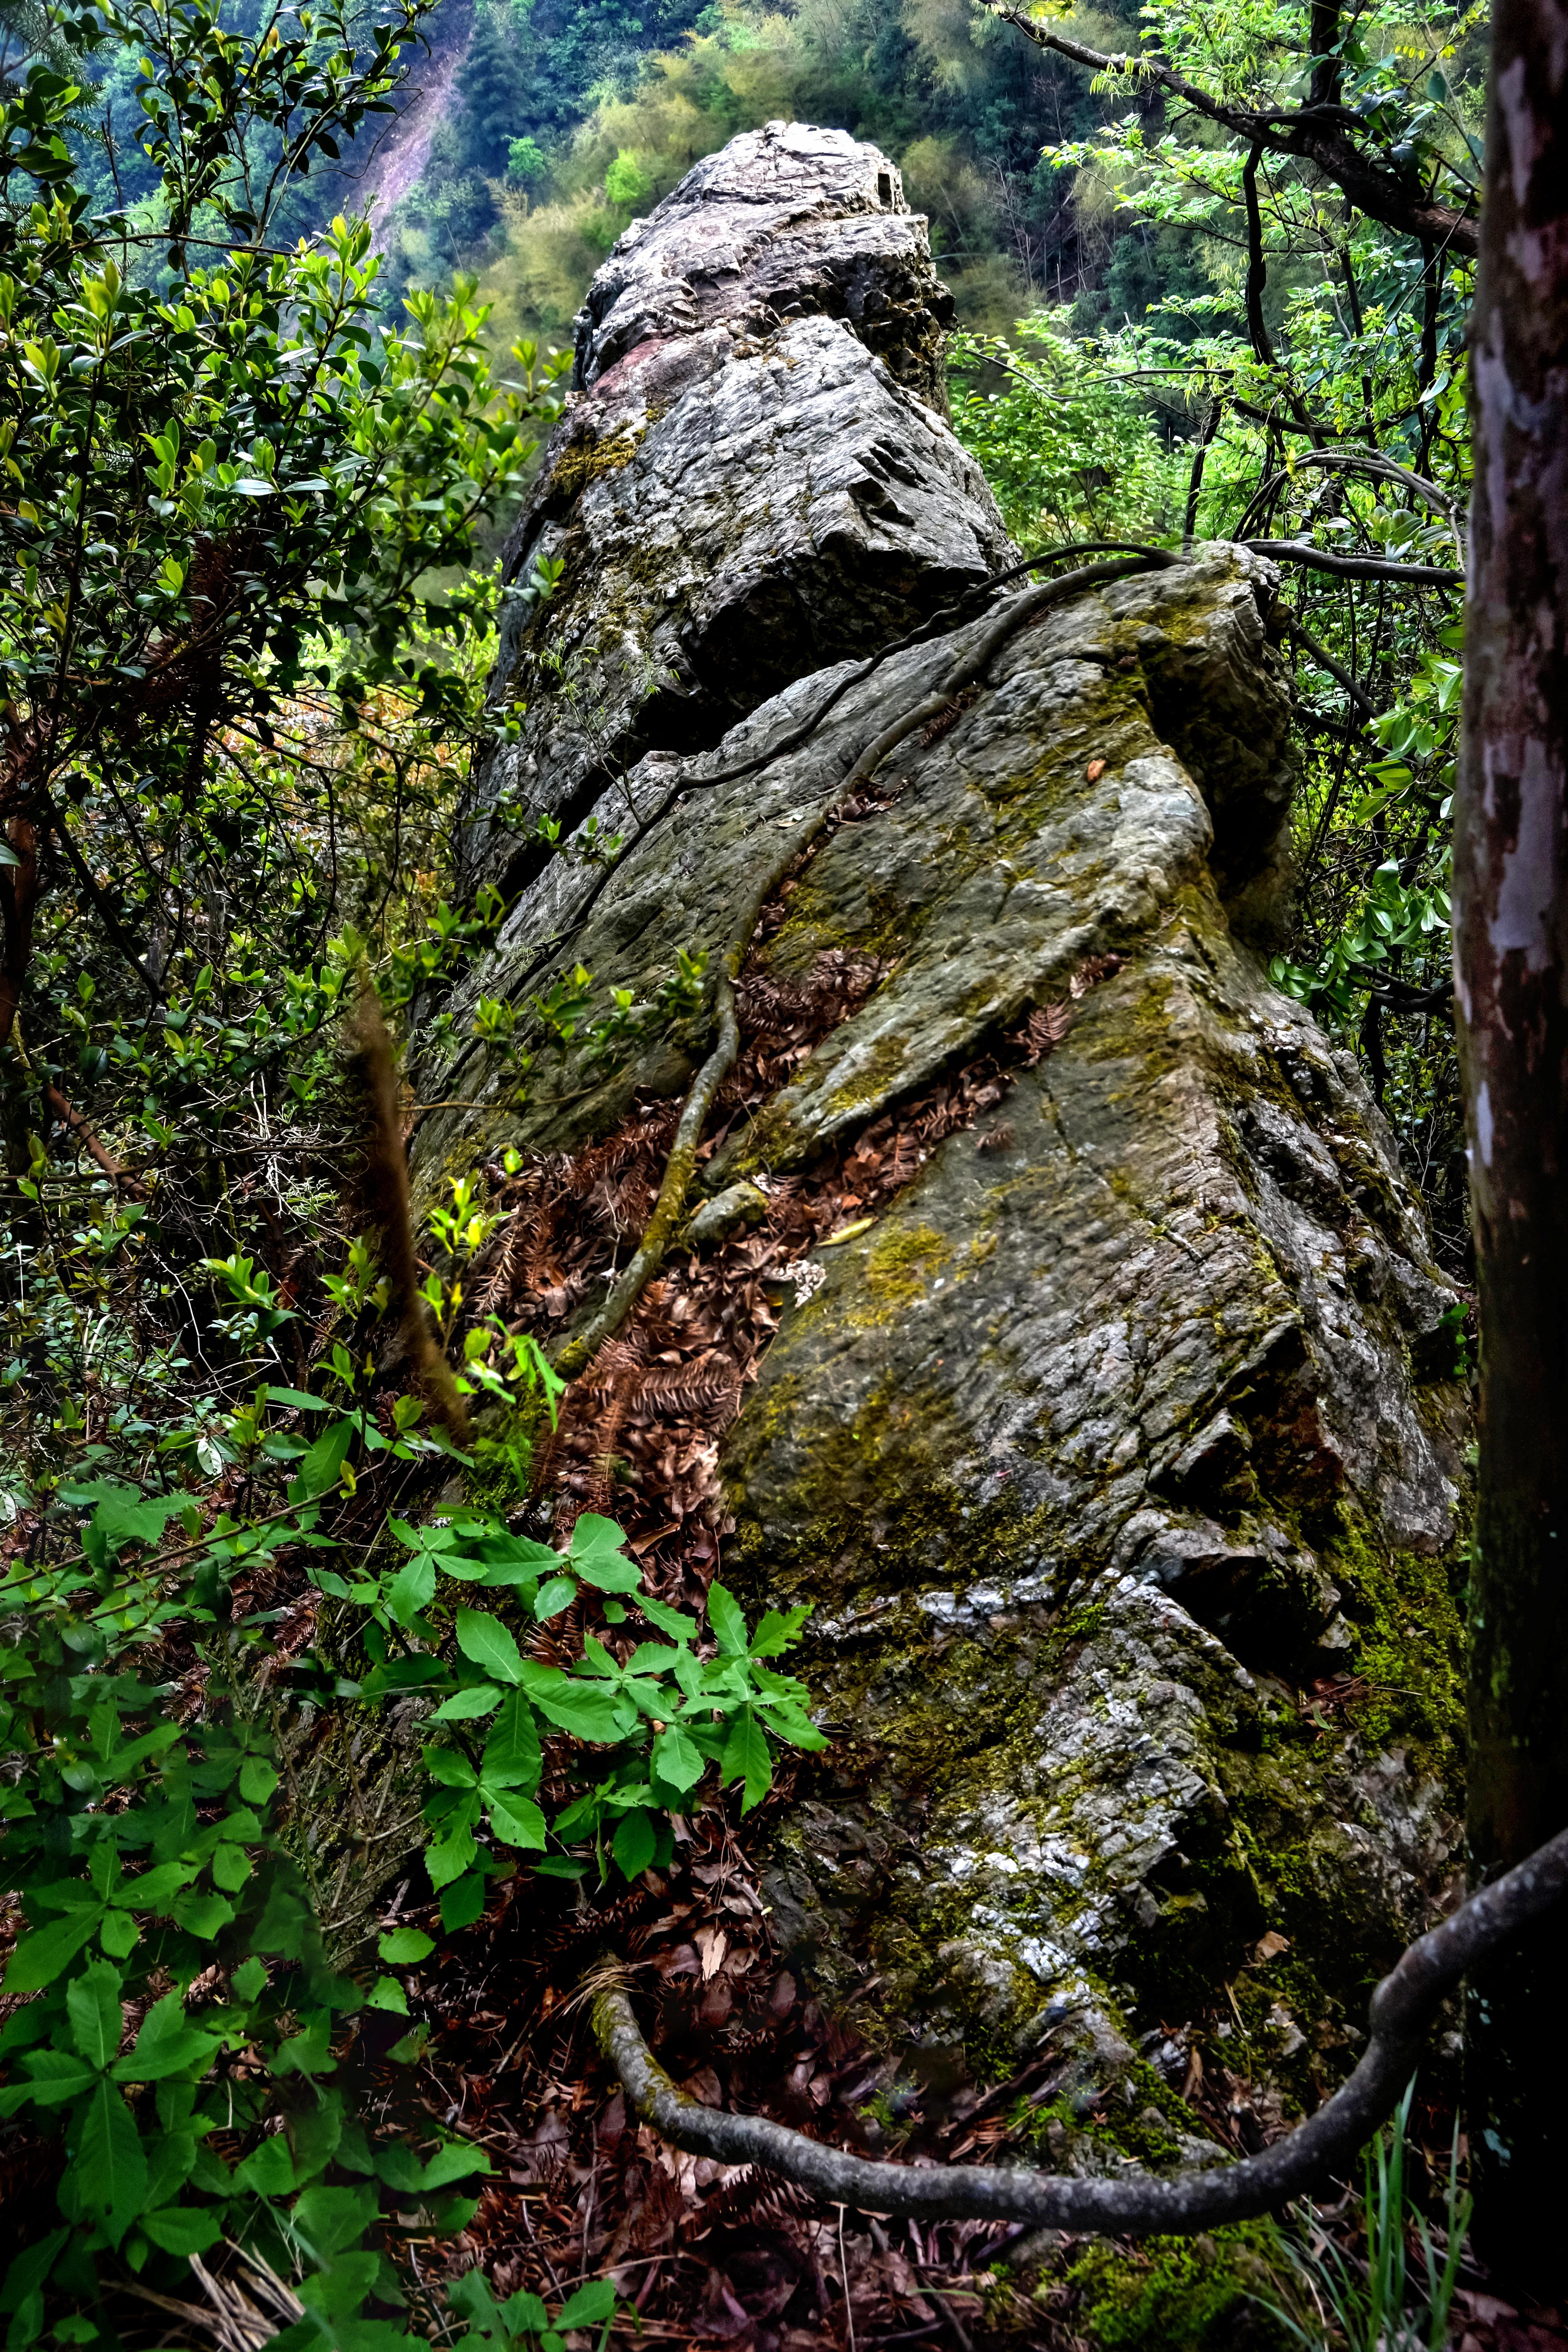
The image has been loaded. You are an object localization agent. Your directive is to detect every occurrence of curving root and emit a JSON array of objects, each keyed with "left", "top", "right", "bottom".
[{"left": 595, "top": 1817, "right": 1568, "bottom": 2232}]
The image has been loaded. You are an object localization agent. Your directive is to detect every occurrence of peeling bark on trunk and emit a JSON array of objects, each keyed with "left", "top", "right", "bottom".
[{"left": 1455, "top": 0, "right": 1568, "bottom": 2293}]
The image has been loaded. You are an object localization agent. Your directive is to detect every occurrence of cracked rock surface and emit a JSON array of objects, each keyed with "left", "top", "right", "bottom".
[
  {"left": 447, "top": 120, "right": 1009, "bottom": 944},
  {"left": 417, "top": 125, "right": 1471, "bottom": 2089}
]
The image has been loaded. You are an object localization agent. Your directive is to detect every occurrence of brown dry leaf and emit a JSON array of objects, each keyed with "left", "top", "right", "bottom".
[
  {"left": 1251, "top": 1930, "right": 1291, "bottom": 1964},
  {"left": 695, "top": 1925, "right": 729, "bottom": 1982}
]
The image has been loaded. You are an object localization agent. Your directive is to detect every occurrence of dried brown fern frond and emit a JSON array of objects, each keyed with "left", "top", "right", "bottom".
[
  {"left": 478, "top": 1201, "right": 533, "bottom": 1317},
  {"left": 697, "top": 2168, "right": 820, "bottom": 2230},
  {"left": 522, "top": 1190, "right": 563, "bottom": 1295},
  {"left": 564, "top": 1119, "right": 670, "bottom": 1201},
  {"left": 919, "top": 682, "right": 980, "bottom": 743},
  {"left": 1071, "top": 951, "right": 1125, "bottom": 996},
  {"left": 1009, "top": 1000, "right": 1074, "bottom": 1067},
  {"left": 628, "top": 1356, "right": 740, "bottom": 1421},
  {"left": 548, "top": 1886, "right": 660, "bottom": 1964}
]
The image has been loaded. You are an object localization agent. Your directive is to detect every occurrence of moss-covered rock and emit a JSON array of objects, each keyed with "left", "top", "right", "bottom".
[{"left": 411, "top": 127, "right": 1472, "bottom": 2122}]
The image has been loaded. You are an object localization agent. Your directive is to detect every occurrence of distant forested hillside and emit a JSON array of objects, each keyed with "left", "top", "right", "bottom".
[{"left": 372, "top": 0, "right": 1153, "bottom": 334}]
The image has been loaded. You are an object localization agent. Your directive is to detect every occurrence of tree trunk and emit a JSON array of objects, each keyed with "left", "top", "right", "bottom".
[{"left": 1455, "top": 0, "right": 1568, "bottom": 2295}]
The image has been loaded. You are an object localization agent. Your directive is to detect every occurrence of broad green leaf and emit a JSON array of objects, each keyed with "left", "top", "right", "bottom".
[
  {"left": 570, "top": 1512, "right": 630, "bottom": 1560},
  {"left": 114, "top": 1990, "right": 223, "bottom": 2082},
  {"left": 77, "top": 2078, "right": 148, "bottom": 2248},
  {"left": 234, "top": 2134, "right": 296, "bottom": 2195},
  {"left": 172, "top": 1890, "right": 235, "bottom": 1939},
  {"left": 611, "top": 1808, "right": 657, "bottom": 1880},
  {"left": 386, "top": 1550, "right": 437, "bottom": 1626},
  {"left": 626, "top": 1642, "right": 680, "bottom": 1677},
  {"left": 439, "top": 1871, "right": 487, "bottom": 1931},
  {"left": 13, "top": 2051, "right": 98, "bottom": 2107},
  {"left": 425, "top": 1822, "right": 478, "bottom": 1888},
  {"left": 274, "top": 2013, "right": 337, "bottom": 2079},
  {"left": 4, "top": 1904, "right": 104, "bottom": 1992},
  {"left": 651, "top": 1723, "right": 704, "bottom": 1793},
  {"left": 534, "top": 1574, "right": 577, "bottom": 1619},
  {"left": 454, "top": 1608, "right": 523, "bottom": 1684},
  {"left": 143, "top": 2122, "right": 198, "bottom": 2210},
  {"left": 71, "top": 1484, "right": 188, "bottom": 1560},
  {"left": 480, "top": 1692, "right": 542, "bottom": 1793},
  {"left": 110, "top": 1860, "right": 195, "bottom": 1911},
  {"left": 103, "top": 1720, "right": 185, "bottom": 1776},
  {"left": 558, "top": 2279, "right": 617, "bottom": 2330},
  {"left": 519, "top": 1665, "right": 623, "bottom": 1743},
  {"left": 431, "top": 1683, "right": 504, "bottom": 1721},
  {"left": 749, "top": 1604, "right": 811, "bottom": 1656},
  {"left": 27, "top": 1882, "right": 102, "bottom": 1915},
  {"left": 373, "top": 2143, "right": 425, "bottom": 2192},
  {"left": 290, "top": 2181, "right": 379, "bottom": 2259},
  {"left": 485, "top": 1790, "right": 546, "bottom": 1849},
  {"left": 366, "top": 1974, "right": 408, "bottom": 2014},
  {"left": 421, "top": 1744, "right": 478, "bottom": 1788},
  {"left": 448, "top": 2271, "right": 509, "bottom": 2328},
  {"left": 212, "top": 1843, "right": 253, "bottom": 1893},
  {"left": 424, "top": 2139, "right": 492, "bottom": 2187},
  {"left": 757, "top": 1698, "right": 830, "bottom": 1752},
  {"left": 475, "top": 1531, "right": 559, "bottom": 1580},
  {"left": 636, "top": 1592, "right": 697, "bottom": 1641},
  {"left": 68, "top": 1960, "right": 124, "bottom": 2068},
  {"left": 0, "top": 2231, "right": 67, "bottom": 2320},
  {"left": 239, "top": 1755, "right": 279, "bottom": 1804},
  {"left": 263, "top": 1387, "right": 333, "bottom": 1412},
  {"left": 706, "top": 1581, "right": 748, "bottom": 1656},
  {"left": 287, "top": 1415, "right": 355, "bottom": 1502},
  {"left": 141, "top": 2205, "right": 222, "bottom": 2256},
  {"left": 289, "top": 2095, "right": 344, "bottom": 2182},
  {"left": 376, "top": 1927, "right": 435, "bottom": 1965},
  {"left": 719, "top": 1706, "right": 772, "bottom": 1813},
  {"left": 501, "top": 2292, "right": 553, "bottom": 2336},
  {"left": 571, "top": 1554, "right": 641, "bottom": 1595},
  {"left": 568, "top": 1514, "right": 641, "bottom": 1591}
]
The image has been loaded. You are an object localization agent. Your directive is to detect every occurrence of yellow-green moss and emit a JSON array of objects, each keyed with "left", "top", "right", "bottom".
[
  {"left": 850, "top": 1221, "right": 954, "bottom": 1323},
  {"left": 549, "top": 430, "right": 643, "bottom": 497},
  {"left": 1065, "top": 2225, "right": 1287, "bottom": 2352}
]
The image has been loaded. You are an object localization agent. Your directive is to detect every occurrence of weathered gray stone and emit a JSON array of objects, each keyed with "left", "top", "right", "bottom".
[
  {"left": 415, "top": 125, "right": 1470, "bottom": 2101},
  {"left": 570, "top": 122, "right": 951, "bottom": 407},
  {"left": 448, "top": 121, "right": 1009, "bottom": 939}
]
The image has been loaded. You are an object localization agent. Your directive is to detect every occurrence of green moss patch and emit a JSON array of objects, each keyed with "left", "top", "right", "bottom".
[{"left": 1065, "top": 2225, "right": 1287, "bottom": 2351}]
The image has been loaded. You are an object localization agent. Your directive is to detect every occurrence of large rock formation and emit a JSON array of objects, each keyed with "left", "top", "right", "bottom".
[
  {"left": 416, "top": 126, "right": 1469, "bottom": 2108},
  {"left": 450, "top": 122, "right": 1009, "bottom": 942}
]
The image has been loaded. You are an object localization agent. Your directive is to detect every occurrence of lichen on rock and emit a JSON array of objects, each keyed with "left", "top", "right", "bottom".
[{"left": 413, "top": 123, "right": 1472, "bottom": 2128}]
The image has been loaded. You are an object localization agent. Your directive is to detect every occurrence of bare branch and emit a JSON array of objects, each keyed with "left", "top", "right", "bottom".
[
  {"left": 1246, "top": 540, "right": 1463, "bottom": 585},
  {"left": 981, "top": 2, "right": 1479, "bottom": 258},
  {"left": 1276, "top": 606, "right": 1378, "bottom": 721}
]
